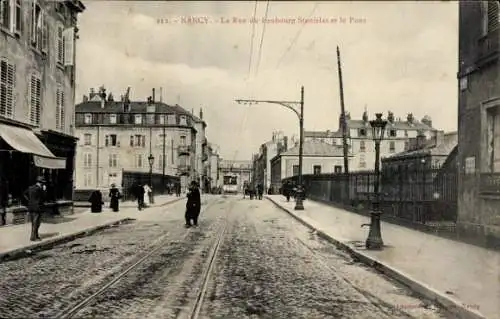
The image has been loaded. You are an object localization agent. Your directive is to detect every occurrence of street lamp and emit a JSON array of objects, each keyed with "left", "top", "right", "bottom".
[
  {"left": 236, "top": 86, "right": 305, "bottom": 210},
  {"left": 148, "top": 154, "right": 155, "bottom": 204},
  {"left": 365, "top": 113, "right": 387, "bottom": 250}
]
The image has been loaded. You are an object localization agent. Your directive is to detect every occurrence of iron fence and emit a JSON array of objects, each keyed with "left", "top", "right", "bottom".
[{"left": 282, "top": 166, "right": 457, "bottom": 225}]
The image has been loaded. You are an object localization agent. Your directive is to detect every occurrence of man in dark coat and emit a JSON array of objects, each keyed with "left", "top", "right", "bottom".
[
  {"left": 109, "top": 184, "right": 121, "bottom": 212},
  {"left": 175, "top": 182, "right": 181, "bottom": 197},
  {"left": 185, "top": 181, "right": 201, "bottom": 227},
  {"left": 257, "top": 184, "right": 263, "bottom": 200},
  {"left": 88, "top": 190, "right": 104, "bottom": 213},
  {"left": 135, "top": 181, "right": 145, "bottom": 210},
  {"left": 23, "top": 176, "right": 46, "bottom": 241}
]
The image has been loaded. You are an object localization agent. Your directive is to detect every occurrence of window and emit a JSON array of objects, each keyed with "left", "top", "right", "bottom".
[
  {"left": 109, "top": 114, "right": 117, "bottom": 124},
  {"left": 84, "top": 172, "right": 92, "bottom": 187},
  {"left": 157, "top": 154, "right": 164, "bottom": 170},
  {"left": 29, "top": 74, "right": 41, "bottom": 126},
  {"left": 0, "top": 58, "right": 15, "bottom": 118},
  {"left": 134, "top": 114, "right": 142, "bottom": 124},
  {"left": 358, "top": 128, "right": 367, "bottom": 137},
  {"left": 359, "top": 140, "right": 366, "bottom": 152},
  {"left": 404, "top": 130, "right": 409, "bottom": 137},
  {"left": 157, "top": 133, "right": 165, "bottom": 147},
  {"left": 159, "top": 115, "right": 165, "bottom": 125},
  {"left": 179, "top": 115, "right": 187, "bottom": 125},
  {"left": 334, "top": 165, "right": 342, "bottom": 173},
  {"left": 109, "top": 154, "right": 118, "bottom": 168},
  {"left": 146, "top": 113, "right": 155, "bottom": 125},
  {"left": 30, "top": 1, "right": 47, "bottom": 52},
  {"left": 57, "top": 25, "right": 64, "bottom": 64},
  {"left": 83, "top": 153, "right": 91, "bottom": 168},
  {"left": 292, "top": 165, "right": 299, "bottom": 176},
  {"left": 389, "top": 129, "right": 397, "bottom": 137},
  {"left": 83, "top": 133, "right": 91, "bottom": 145},
  {"left": 486, "top": 1, "right": 500, "bottom": 33},
  {"left": 105, "top": 134, "right": 118, "bottom": 147},
  {"left": 389, "top": 141, "right": 396, "bottom": 153},
  {"left": 0, "top": 0, "right": 10, "bottom": 30},
  {"left": 486, "top": 106, "right": 500, "bottom": 172},
  {"left": 135, "top": 154, "right": 143, "bottom": 168},
  {"left": 313, "top": 165, "right": 321, "bottom": 175},
  {"left": 0, "top": 0, "right": 21, "bottom": 33},
  {"left": 84, "top": 113, "right": 92, "bottom": 124},
  {"left": 131, "top": 134, "right": 145, "bottom": 147},
  {"left": 56, "top": 86, "right": 65, "bottom": 130},
  {"left": 460, "top": 76, "right": 468, "bottom": 91},
  {"left": 167, "top": 114, "right": 176, "bottom": 125},
  {"left": 180, "top": 135, "right": 186, "bottom": 145}
]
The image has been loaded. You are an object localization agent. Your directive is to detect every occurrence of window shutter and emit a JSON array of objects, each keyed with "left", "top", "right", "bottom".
[
  {"left": 55, "top": 89, "right": 60, "bottom": 129},
  {"left": 63, "top": 27, "right": 74, "bottom": 66},
  {"left": 30, "top": 75, "right": 41, "bottom": 125},
  {"left": 57, "top": 26, "right": 63, "bottom": 63},
  {"left": 60, "top": 90, "right": 65, "bottom": 130},
  {"left": 488, "top": 1, "right": 499, "bottom": 32},
  {"left": 0, "top": 60, "right": 15, "bottom": 118},
  {"left": 14, "top": 0, "right": 21, "bottom": 33},
  {"left": 41, "top": 11, "right": 48, "bottom": 53},
  {"left": 30, "top": 1, "right": 36, "bottom": 43}
]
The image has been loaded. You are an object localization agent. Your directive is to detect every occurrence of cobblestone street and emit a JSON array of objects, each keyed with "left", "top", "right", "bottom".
[{"left": 0, "top": 196, "right": 451, "bottom": 318}]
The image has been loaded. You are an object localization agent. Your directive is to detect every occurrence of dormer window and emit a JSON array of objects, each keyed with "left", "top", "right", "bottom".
[
  {"left": 179, "top": 115, "right": 187, "bottom": 126},
  {"left": 358, "top": 128, "right": 367, "bottom": 137},
  {"left": 389, "top": 129, "right": 397, "bottom": 137},
  {"left": 84, "top": 113, "right": 92, "bottom": 124},
  {"left": 109, "top": 114, "right": 117, "bottom": 124},
  {"left": 167, "top": 114, "right": 176, "bottom": 125},
  {"left": 134, "top": 114, "right": 143, "bottom": 124},
  {"left": 159, "top": 115, "right": 165, "bottom": 125}
]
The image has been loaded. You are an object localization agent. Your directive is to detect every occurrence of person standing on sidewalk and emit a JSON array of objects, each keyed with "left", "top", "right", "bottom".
[
  {"left": 23, "top": 176, "right": 46, "bottom": 241},
  {"left": 185, "top": 181, "right": 201, "bottom": 228},
  {"left": 257, "top": 184, "right": 263, "bottom": 200},
  {"left": 88, "top": 189, "right": 103, "bottom": 213},
  {"left": 135, "top": 181, "right": 145, "bottom": 210},
  {"left": 0, "top": 177, "right": 9, "bottom": 226},
  {"left": 109, "top": 184, "right": 121, "bottom": 212}
]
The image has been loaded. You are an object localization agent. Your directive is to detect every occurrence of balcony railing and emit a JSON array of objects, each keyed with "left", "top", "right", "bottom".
[
  {"left": 178, "top": 145, "right": 191, "bottom": 155},
  {"left": 479, "top": 173, "right": 500, "bottom": 195},
  {"left": 477, "top": 29, "right": 500, "bottom": 65}
]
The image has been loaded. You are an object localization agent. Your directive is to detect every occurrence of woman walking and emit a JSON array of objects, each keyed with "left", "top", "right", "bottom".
[{"left": 109, "top": 184, "right": 121, "bottom": 212}]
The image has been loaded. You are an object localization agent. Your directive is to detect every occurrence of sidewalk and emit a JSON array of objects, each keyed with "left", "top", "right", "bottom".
[
  {"left": 0, "top": 195, "right": 185, "bottom": 261},
  {"left": 266, "top": 195, "right": 499, "bottom": 319}
]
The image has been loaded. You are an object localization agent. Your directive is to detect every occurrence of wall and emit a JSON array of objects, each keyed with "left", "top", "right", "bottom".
[
  {"left": 75, "top": 125, "right": 192, "bottom": 189},
  {"left": 278, "top": 155, "right": 354, "bottom": 179},
  {"left": 0, "top": 0, "right": 79, "bottom": 134}
]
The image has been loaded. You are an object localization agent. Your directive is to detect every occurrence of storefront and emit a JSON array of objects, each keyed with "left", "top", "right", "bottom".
[{"left": 0, "top": 121, "right": 72, "bottom": 222}]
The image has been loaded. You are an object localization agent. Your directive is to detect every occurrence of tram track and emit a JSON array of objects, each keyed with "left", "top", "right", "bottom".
[{"left": 54, "top": 197, "right": 226, "bottom": 319}]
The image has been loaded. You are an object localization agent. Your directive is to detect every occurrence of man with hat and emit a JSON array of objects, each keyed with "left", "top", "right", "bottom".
[
  {"left": 23, "top": 176, "right": 46, "bottom": 241},
  {"left": 185, "top": 180, "right": 201, "bottom": 227}
]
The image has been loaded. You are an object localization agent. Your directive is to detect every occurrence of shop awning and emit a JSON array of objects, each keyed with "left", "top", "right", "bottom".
[{"left": 0, "top": 123, "right": 66, "bottom": 169}]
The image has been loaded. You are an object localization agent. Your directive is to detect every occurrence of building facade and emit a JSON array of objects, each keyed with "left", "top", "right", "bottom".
[
  {"left": 270, "top": 140, "right": 355, "bottom": 189},
  {"left": 205, "top": 143, "right": 220, "bottom": 191},
  {"left": 458, "top": 0, "right": 500, "bottom": 246},
  {"left": 0, "top": 0, "right": 85, "bottom": 204},
  {"left": 218, "top": 159, "right": 252, "bottom": 193},
  {"left": 252, "top": 131, "right": 288, "bottom": 192},
  {"left": 74, "top": 87, "right": 206, "bottom": 193},
  {"left": 305, "top": 111, "right": 437, "bottom": 171}
]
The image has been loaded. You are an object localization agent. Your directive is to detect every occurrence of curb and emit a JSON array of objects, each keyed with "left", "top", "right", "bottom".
[
  {"left": 0, "top": 218, "right": 134, "bottom": 263},
  {"left": 265, "top": 196, "right": 486, "bottom": 319}
]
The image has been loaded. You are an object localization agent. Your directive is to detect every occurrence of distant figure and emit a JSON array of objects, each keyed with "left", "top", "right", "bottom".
[
  {"left": 257, "top": 184, "right": 263, "bottom": 200},
  {"left": 89, "top": 190, "right": 104, "bottom": 213},
  {"left": 0, "top": 177, "right": 9, "bottom": 226},
  {"left": 109, "top": 184, "right": 121, "bottom": 212},
  {"left": 175, "top": 182, "right": 181, "bottom": 197},
  {"left": 185, "top": 181, "right": 201, "bottom": 227},
  {"left": 135, "top": 181, "right": 145, "bottom": 210},
  {"left": 283, "top": 181, "right": 291, "bottom": 202},
  {"left": 144, "top": 184, "right": 152, "bottom": 205},
  {"left": 23, "top": 176, "right": 46, "bottom": 241}
]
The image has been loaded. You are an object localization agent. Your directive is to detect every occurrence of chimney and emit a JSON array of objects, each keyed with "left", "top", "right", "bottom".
[
  {"left": 422, "top": 115, "right": 432, "bottom": 128},
  {"left": 152, "top": 88, "right": 155, "bottom": 103},
  {"left": 199, "top": 107, "right": 203, "bottom": 120},
  {"left": 82, "top": 95, "right": 88, "bottom": 102},
  {"left": 407, "top": 113, "right": 414, "bottom": 124},
  {"left": 283, "top": 136, "right": 288, "bottom": 150},
  {"left": 100, "top": 99, "right": 105, "bottom": 109},
  {"left": 159, "top": 87, "right": 163, "bottom": 102}
]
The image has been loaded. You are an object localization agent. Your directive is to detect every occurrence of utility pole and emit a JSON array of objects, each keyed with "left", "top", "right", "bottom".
[
  {"left": 236, "top": 85, "right": 305, "bottom": 210},
  {"left": 337, "top": 46, "right": 349, "bottom": 174}
]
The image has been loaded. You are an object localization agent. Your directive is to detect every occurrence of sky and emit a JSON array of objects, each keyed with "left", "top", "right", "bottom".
[{"left": 76, "top": 1, "right": 458, "bottom": 161}]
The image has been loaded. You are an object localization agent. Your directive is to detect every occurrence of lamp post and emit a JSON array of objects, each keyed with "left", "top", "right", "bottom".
[
  {"left": 236, "top": 86, "right": 305, "bottom": 210},
  {"left": 365, "top": 113, "right": 387, "bottom": 250},
  {"left": 148, "top": 154, "right": 155, "bottom": 204}
]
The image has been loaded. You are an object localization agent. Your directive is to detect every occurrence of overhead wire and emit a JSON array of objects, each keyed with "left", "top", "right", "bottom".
[
  {"left": 275, "top": 2, "right": 319, "bottom": 69},
  {"left": 253, "top": 0, "right": 270, "bottom": 78}
]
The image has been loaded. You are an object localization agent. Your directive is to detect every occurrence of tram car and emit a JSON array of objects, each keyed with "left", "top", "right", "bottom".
[{"left": 222, "top": 174, "right": 239, "bottom": 194}]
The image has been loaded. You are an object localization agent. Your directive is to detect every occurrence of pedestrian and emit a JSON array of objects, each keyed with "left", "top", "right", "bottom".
[
  {"left": 23, "top": 176, "right": 46, "bottom": 241},
  {"left": 136, "top": 181, "right": 145, "bottom": 210},
  {"left": 0, "top": 177, "right": 8, "bottom": 226},
  {"left": 257, "top": 184, "right": 263, "bottom": 200},
  {"left": 185, "top": 181, "right": 201, "bottom": 228},
  {"left": 284, "top": 181, "right": 291, "bottom": 202},
  {"left": 109, "top": 184, "right": 121, "bottom": 212},
  {"left": 176, "top": 182, "right": 181, "bottom": 197},
  {"left": 88, "top": 189, "right": 104, "bottom": 213}
]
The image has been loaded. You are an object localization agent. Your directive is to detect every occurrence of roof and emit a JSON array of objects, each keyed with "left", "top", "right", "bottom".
[
  {"left": 386, "top": 132, "right": 458, "bottom": 159},
  {"left": 279, "top": 140, "right": 347, "bottom": 157},
  {"left": 305, "top": 119, "right": 435, "bottom": 138},
  {"left": 75, "top": 101, "right": 192, "bottom": 115}
]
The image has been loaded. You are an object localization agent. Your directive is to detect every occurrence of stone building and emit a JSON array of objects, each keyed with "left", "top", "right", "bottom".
[
  {"left": 458, "top": 0, "right": 500, "bottom": 246},
  {"left": 252, "top": 131, "right": 288, "bottom": 193},
  {"left": 0, "top": 0, "right": 85, "bottom": 208},
  {"left": 74, "top": 87, "right": 208, "bottom": 193},
  {"left": 205, "top": 143, "right": 220, "bottom": 192},
  {"left": 304, "top": 110, "right": 437, "bottom": 171},
  {"left": 191, "top": 109, "right": 208, "bottom": 191},
  {"left": 270, "top": 140, "right": 355, "bottom": 190}
]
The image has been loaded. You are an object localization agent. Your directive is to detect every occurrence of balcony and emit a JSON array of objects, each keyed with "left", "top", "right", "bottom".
[
  {"left": 479, "top": 173, "right": 500, "bottom": 196},
  {"left": 178, "top": 145, "right": 191, "bottom": 155},
  {"left": 477, "top": 29, "right": 500, "bottom": 66},
  {"left": 177, "top": 164, "right": 191, "bottom": 176}
]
